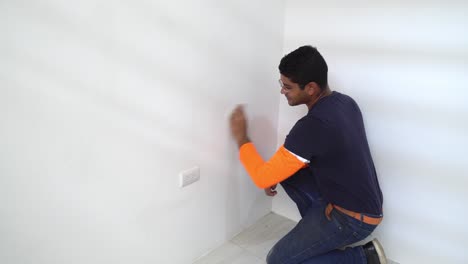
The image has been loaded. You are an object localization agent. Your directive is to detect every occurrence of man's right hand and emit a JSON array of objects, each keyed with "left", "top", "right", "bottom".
[{"left": 264, "top": 184, "right": 278, "bottom": 196}]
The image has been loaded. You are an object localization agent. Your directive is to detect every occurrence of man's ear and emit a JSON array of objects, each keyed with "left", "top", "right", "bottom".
[{"left": 305, "top": 82, "right": 320, "bottom": 96}]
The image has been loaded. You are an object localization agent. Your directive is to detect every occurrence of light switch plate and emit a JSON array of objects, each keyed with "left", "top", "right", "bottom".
[{"left": 179, "top": 166, "right": 200, "bottom": 188}]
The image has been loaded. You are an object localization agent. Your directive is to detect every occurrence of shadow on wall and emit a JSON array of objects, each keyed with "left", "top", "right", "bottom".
[
  {"left": 321, "top": 41, "right": 468, "bottom": 65},
  {"left": 225, "top": 115, "right": 278, "bottom": 238},
  {"left": 6, "top": 0, "right": 284, "bottom": 160}
]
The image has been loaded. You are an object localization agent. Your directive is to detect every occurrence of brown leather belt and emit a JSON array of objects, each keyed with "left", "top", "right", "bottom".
[{"left": 325, "top": 203, "right": 383, "bottom": 225}]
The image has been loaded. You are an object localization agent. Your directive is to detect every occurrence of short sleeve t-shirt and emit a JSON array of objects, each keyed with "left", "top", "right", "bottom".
[{"left": 284, "top": 91, "right": 383, "bottom": 215}]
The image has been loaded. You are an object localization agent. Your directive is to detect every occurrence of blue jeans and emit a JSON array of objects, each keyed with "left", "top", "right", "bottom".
[{"left": 267, "top": 170, "right": 379, "bottom": 264}]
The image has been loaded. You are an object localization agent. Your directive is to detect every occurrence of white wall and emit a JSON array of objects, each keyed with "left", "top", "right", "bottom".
[
  {"left": 0, "top": 1, "right": 285, "bottom": 263},
  {"left": 274, "top": 1, "right": 468, "bottom": 263}
]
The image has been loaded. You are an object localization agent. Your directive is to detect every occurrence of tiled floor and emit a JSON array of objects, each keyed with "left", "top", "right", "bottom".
[
  {"left": 193, "top": 212, "right": 398, "bottom": 264},
  {"left": 194, "top": 213, "right": 295, "bottom": 264}
]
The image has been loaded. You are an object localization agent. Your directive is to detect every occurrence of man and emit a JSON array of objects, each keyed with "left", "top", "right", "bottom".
[{"left": 229, "top": 46, "right": 387, "bottom": 264}]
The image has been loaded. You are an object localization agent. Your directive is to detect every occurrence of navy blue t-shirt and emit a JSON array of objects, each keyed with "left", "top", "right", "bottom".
[{"left": 284, "top": 91, "right": 383, "bottom": 215}]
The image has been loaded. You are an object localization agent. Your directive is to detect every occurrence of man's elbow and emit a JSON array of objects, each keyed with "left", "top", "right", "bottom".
[
  {"left": 247, "top": 169, "right": 277, "bottom": 189},
  {"left": 252, "top": 179, "right": 271, "bottom": 189}
]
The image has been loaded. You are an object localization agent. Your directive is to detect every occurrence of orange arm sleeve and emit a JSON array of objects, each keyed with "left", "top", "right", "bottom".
[{"left": 239, "top": 142, "right": 307, "bottom": 189}]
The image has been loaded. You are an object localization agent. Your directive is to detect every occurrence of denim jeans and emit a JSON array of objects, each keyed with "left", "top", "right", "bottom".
[{"left": 266, "top": 169, "right": 379, "bottom": 264}]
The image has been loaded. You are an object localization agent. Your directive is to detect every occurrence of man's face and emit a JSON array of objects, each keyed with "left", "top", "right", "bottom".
[{"left": 279, "top": 75, "right": 310, "bottom": 106}]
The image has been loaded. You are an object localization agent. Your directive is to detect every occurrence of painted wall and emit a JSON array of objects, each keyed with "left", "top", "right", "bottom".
[
  {"left": 0, "top": 1, "right": 285, "bottom": 263},
  {"left": 273, "top": 1, "right": 468, "bottom": 263}
]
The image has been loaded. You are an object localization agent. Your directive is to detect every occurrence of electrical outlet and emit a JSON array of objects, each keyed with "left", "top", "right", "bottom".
[{"left": 179, "top": 166, "right": 200, "bottom": 188}]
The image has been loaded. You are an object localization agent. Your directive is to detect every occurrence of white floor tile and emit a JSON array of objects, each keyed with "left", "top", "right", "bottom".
[
  {"left": 230, "top": 213, "right": 296, "bottom": 259},
  {"left": 193, "top": 242, "right": 263, "bottom": 264}
]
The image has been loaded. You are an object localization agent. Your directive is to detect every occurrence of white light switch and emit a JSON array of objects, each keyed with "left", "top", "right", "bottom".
[{"left": 179, "top": 166, "right": 200, "bottom": 188}]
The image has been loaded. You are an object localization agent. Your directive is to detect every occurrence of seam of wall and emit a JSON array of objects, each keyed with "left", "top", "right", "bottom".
[
  {"left": 274, "top": 0, "right": 288, "bottom": 151},
  {"left": 271, "top": 0, "right": 288, "bottom": 217}
]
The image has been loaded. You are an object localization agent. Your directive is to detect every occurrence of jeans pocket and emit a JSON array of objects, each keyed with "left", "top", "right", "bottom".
[
  {"left": 345, "top": 220, "right": 374, "bottom": 244},
  {"left": 328, "top": 210, "right": 344, "bottom": 231},
  {"left": 346, "top": 218, "right": 376, "bottom": 234}
]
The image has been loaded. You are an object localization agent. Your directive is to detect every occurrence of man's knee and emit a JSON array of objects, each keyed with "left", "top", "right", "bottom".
[{"left": 266, "top": 246, "right": 281, "bottom": 264}]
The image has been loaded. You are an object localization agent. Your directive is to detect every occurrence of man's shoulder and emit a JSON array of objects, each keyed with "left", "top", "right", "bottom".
[
  {"left": 329, "top": 91, "right": 359, "bottom": 107},
  {"left": 310, "top": 91, "right": 360, "bottom": 118},
  {"left": 292, "top": 114, "right": 328, "bottom": 132}
]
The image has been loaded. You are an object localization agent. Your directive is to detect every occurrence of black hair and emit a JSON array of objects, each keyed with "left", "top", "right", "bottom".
[{"left": 279, "top": 45, "right": 328, "bottom": 90}]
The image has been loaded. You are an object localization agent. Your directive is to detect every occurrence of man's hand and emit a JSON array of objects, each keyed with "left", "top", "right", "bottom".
[
  {"left": 230, "top": 105, "right": 250, "bottom": 148},
  {"left": 265, "top": 184, "right": 277, "bottom": 196}
]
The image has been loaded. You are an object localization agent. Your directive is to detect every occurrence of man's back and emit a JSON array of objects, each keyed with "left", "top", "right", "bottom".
[{"left": 284, "top": 91, "right": 383, "bottom": 215}]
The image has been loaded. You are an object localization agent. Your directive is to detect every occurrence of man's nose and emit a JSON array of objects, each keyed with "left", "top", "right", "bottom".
[{"left": 280, "top": 87, "right": 286, "bottom": 94}]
